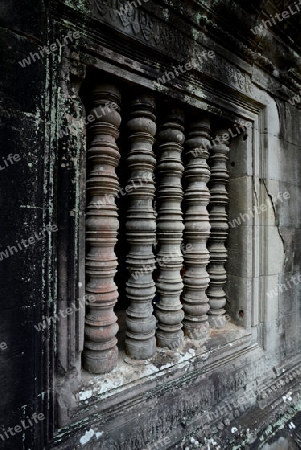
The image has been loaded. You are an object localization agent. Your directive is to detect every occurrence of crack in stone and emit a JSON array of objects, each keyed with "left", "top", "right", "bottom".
[{"left": 262, "top": 179, "right": 286, "bottom": 262}]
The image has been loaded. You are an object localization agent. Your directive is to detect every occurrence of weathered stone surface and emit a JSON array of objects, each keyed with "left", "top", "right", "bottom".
[
  {"left": 2, "top": 0, "right": 301, "bottom": 449},
  {"left": 125, "top": 94, "right": 157, "bottom": 359},
  {"left": 207, "top": 130, "right": 230, "bottom": 328},
  {"left": 0, "top": 5, "right": 46, "bottom": 449},
  {"left": 155, "top": 107, "right": 185, "bottom": 349},
  {"left": 83, "top": 84, "right": 121, "bottom": 374},
  {"left": 182, "top": 117, "right": 211, "bottom": 340}
]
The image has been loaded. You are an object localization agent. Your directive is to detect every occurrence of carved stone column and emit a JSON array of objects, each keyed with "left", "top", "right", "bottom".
[
  {"left": 207, "top": 129, "right": 230, "bottom": 328},
  {"left": 125, "top": 94, "right": 157, "bottom": 359},
  {"left": 155, "top": 108, "right": 185, "bottom": 349},
  {"left": 83, "top": 84, "right": 121, "bottom": 374},
  {"left": 182, "top": 118, "right": 211, "bottom": 340}
]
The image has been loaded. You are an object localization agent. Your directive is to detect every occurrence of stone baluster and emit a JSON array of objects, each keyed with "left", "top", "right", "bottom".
[
  {"left": 182, "top": 118, "right": 211, "bottom": 340},
  {"left": 207, "top": 129, "right": 230, "bottom": 328},
  {"left": 83, "top": 84, "right": 121, "bottom": 374},
  {"left": 125, "top": 94, "right": 157, "bottom": 359},
  {"left": 155, "top": 108, "right": 185, "bottom": 349}
]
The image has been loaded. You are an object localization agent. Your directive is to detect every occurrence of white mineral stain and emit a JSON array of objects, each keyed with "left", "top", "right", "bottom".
[
  {"left": 80, "top": 429, "right": 94, "bottom": 445},
  {"left": 78, "top": 390, "right": 92, "bottom": 401}
]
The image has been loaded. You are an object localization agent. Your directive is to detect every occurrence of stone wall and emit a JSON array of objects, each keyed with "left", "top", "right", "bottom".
[
  {"left": 0, "top": 1, "right": 47, "bottom": 449},
  {"left": 1, "top": 0, "right": 301, "bottom": 449}
]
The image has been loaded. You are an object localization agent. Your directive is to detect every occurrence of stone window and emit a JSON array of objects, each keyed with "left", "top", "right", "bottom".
[
  {"left": 78, "top": 76, "right": 245, "bottom": 375},
  {"left": 54, "top": 60, "right": 263, "bottom": 431}
]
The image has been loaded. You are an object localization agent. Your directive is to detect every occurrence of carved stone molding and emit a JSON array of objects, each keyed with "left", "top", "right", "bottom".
[
  {"left": 182, "top": 118, "right": 211, "bottom": 340},
  {"left": 207, "top": 129, "right": 230, "bottom": 328},
  {"left": 83, "top": 84, "right": 121, "bottom": 373},
  {"left": 91, "top": 0, "right": 256, "bottom": 97},
  {"left": 56, "top": 75, "right": 88, "bottom": 427},
  {"left": 155, "top": 108, "right": 185, "bottom": 349},
  {"left": 125, "top": 94, "right": 157, "bottom": 359}
]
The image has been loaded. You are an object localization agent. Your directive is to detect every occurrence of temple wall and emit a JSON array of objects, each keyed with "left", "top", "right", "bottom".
[{"left": 1, "top": 1, "right": 301, "bottom": 449}]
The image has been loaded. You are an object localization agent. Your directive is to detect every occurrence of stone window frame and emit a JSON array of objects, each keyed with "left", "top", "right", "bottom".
[{"left": 41, "top": 42, "right": 281, "bottom": 446}]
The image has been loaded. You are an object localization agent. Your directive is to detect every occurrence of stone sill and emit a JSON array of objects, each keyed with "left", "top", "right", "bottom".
[{"left": 70, "top": 321, "right": 251, "bottom": 425}]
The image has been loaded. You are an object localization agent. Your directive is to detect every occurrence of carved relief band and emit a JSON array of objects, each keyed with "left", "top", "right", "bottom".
[
  {"left": 92, "top": 0, "right": 253, "bottom": 96},
  {"left": 155, "top": 108, "right": 185, "bottom": 349},
  {"left": 125, "top": 94, "right": 157, "bottom": 359},
  {"left": 83, "top": 84, "right": 121, "bottom": 373},
  {"left": 182, "top": 118, "right": 211, "bottom": 340},
  {"left": 207, "top": 130, "right": 230, "bottom": 328}
]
